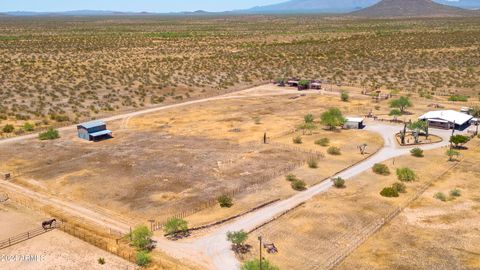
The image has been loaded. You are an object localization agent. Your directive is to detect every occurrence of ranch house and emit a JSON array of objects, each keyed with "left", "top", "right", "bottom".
[
  {"left": 419, "top": 110, "right": 473, "bottom": 130},
  {"left": 77, "top": 121, "right": 112, "bottom": 141}
]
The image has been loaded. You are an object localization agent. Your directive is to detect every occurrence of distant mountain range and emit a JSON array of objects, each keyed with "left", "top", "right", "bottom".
[
  {"left": 351, "top": 0, "right": 474, "bottom": 17},
  {"left": 247, "top": 0, "right": 480, "bottom": 13},
  {"left": 1, "top": 0, "right": 479, "bottom": 16}
]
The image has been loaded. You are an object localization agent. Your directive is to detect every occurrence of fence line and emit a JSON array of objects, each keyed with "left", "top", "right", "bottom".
[
  {"left": 0, "top": 226, "right": 57, "bottom": 250},
  {"left": 317, "top": 158, "right": 463, "bottom": 270}
]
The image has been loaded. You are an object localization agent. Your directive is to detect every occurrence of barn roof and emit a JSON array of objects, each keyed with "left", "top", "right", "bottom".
[
  {"left": 89, "top": 130, "right": 112, "bottom": 137},
  {"left": 346, "top": 117, "right": 364, "bottom": 123},
  {"left": 419, "top": 110, "right": 472, "bottom": 126},
  {"left": 78, "top": 120, "right": 106, "bottom": 129}
]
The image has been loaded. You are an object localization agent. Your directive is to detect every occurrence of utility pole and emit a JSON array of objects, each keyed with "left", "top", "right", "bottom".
[{"left": 258, "top": 236, "right": 263, "bottom": 270}]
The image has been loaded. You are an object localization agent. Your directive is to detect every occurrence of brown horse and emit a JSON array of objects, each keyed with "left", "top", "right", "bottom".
[{"left": 42, "top": 219, "right": 56, "bottom": 229}]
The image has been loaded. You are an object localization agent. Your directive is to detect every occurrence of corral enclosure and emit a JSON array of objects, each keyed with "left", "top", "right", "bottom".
[
  {"left": 0, "top": 91, "right": 383, "bottom": 224},
  {"left": 1, "top": 16, "right": 480, "bottom": 134}
]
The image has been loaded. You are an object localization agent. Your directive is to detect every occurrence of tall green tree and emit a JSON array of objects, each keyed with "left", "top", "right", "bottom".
[
  {"left": 226, "top": 230, "right": 248, "bottom": 248},
  {"left": 131, "top": 225, "right": 153, "bottom": 250},
  {"left": 450, "top": 135, "right": 470, "bottom": 148},
  {"left": 320, "top": 108, "right": 346, "bottom": 130},
  {"left": 390, "top": 96, "right": 412, "bottom": 114}
]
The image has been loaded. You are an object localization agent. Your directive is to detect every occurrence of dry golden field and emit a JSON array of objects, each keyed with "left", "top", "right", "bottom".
[
  {"left": 1, "top": 16, "right": 479, "bottom": 135},
  {"left": 244, "top": 136, "right": 480, "bottom": 270},
  {"left": 0, "top": 89, "right": 383, "bottom": 227},
  {"left": 339, "top": 138, "right": 480, "bottom": 270}
]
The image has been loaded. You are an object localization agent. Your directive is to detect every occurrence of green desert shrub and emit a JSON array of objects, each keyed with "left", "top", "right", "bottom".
[
  {"left": 434, "top": 192, "right": 447, "bottom": 202},
  {"left": 39, "top": 128, "right": 60, "bottom": 140},
  {"left": 285, "top": 174, "right": 297, "bottom": 182},
  {"left": 135, "top": 251, "right": 151, "bottom": 267},
  {"left": 380, "top": 187, "right": 399, "bottom": 198},
  {"left": 448, "top": 95, "right": 468, "bottom": 102},
  {"left": 2, "top": 124, "right": 14, "bottom": 133},
  {"left": 341, "top": 91, "right": 349, "bottom": 102},
  {"left": 307, "top": 158, "right": 318, "bottom": 168},
  {"left": 23, "top": 122, "right": 35, "bottom": 132},
  {"left": 396, "top": 167, "right": 416, "bottom": 182},
  {"left": 449, "top": 188, "right": 461, "bottom": 198},
  {"left": 163, "top": 217, "right": 188, "bottom": 235},
  {"left": 291, "top": 179, "right": 307, "bottom": 191},
  {"left": 410, "top": 147, "right": 424, "bottom": 157},
  {"left": 292, "top": 136, "right": 302, "bottom": 144},
  {"left": 98, "top": 257, "right": 105, "bottom": 265},
  {"left": 217, "top": 195, "right": 233, "bottom": 208},
  {"left": 131, "top": 225, "right": 153, "bottom": 250},
  {"left": 372, "top": 163, "right": 390, "bottom": 175},
  {"left": 241, "top": 259, "right": 279, "bottom": 270},
  {"left": 315, "top": 138, "right": 330, "bottom": 147},
  {"left": 332, "top": 177, "right": 346, "bottom": 188},
  {"left": 327, "top": 146, "right": 341, "bottom": 155},
  {"left": 392, "top": 182, "right": 407, "bottom": 193}
]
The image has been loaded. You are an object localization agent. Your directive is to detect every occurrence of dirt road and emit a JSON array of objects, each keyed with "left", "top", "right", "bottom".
[
  {"left": 153, "top": 124, "right": 455, "bottom": 270},
  {"left": 0, "top": 85, "right": 325, "bottom": 145},
  {"left": 0, "top": 85, "right": 457, "bottom": 270}
]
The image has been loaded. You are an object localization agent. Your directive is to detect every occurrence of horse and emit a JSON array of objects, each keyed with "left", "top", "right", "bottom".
[{"left": 42, "top": 219, "right": 56, "bottom": 229}]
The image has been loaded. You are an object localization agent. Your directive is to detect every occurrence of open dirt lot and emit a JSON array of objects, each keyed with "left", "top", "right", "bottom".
[
  {"left": 244, "top": 137, "right": 477, "bottom": 270},
  {"left": 0, "top": 88, "right": 383, "bottom": 227},
  {"left": 0, "top": 201, "right": 135, "bottom": 270}
]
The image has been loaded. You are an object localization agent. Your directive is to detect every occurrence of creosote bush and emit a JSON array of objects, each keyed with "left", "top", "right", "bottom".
[
  {"left": 285, "top": 174, "right": 298, "bottom": 182},
  {"left": 450, "top": 188, "right": 461, "bottom": 197},
  {"left": 434, "top": 192, "right": 447, "bottom": 202},
  {"left": 396, "top": 167, "right": 416, "bottom": 182},
  {"left": 332, "top": 177, "right": 346, "bottom": 188},
  {"left": 315, "top": 138, "right": 330, "bottom": 147},
  {"left": 293, "top": 136, "right": 302, "bottom": 144},
  {"left": 392, "top": 182, "right": 407, "bottom": 193},
  {"left": 98, "top": 258, "right": 105, "bottom": 265},
  {"left": 218, "top": 195, "right": 233, "bottom": 208},
  {"left": 372, "top": 163, "right": 390, "bottom": 175},
  {"left": 39, "top": 128, "right": 60, "bottom": 140},
  {"left": 380, "top": 187, "right": 399, "bottom": 198},
  {"left": 410, "top": 147, "right": 424, "bottom": 157},
  {"left": 241, "top": 259, "right": 279, "bottom": 270},
  {"left": 135, "top": 251, "right": 151, "bottom": 267},
  {"left": 291, "top": 179, "right": 307, "bottom": 191},
  {"left": 164, "top": 217, "right": 188, "bottom": 235},
  {"left": 327, "top": 146, "right": 341, "bottom": 155},
  {"left": 307, "top": 158, "right": 318, "bottom": 169}
]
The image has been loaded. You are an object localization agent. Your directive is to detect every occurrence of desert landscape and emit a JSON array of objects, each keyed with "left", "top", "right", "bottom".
[{"left": 1, "top": 0, "right": 480, "bottom": 269}]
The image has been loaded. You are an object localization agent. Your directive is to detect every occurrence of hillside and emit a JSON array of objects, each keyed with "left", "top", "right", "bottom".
[
  {"left": 351, "top": 0, "right": 473, "bottom": 17},
  {"left": 248, "top": 0, "right": 378, "bottom": 13},
  {"left": 246, "top": 0, "right": 480, "bottom": 14}
]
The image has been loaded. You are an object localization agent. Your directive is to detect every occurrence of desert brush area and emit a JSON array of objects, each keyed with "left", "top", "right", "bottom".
[
  {"left": 1, "top": 5, "right": 480, "bottom": 270},
  {"left": 0, "top": 16, "right": 479, "bottom": 136}
]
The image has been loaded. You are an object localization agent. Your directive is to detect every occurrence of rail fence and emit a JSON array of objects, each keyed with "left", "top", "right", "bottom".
[
  {"left": 0, "top": 226, "right": 57, "bottom": 250},
  {"left": 3, "top": 190, "right": 141, "bottom": 268},
  {"left": 317, "top": 158, "right": 463, "bottom": 270}
]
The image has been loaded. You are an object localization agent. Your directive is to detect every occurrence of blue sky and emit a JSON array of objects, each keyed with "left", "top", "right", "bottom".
[{"left": 0, "top": 0, "right": 285, "bottom": 12}]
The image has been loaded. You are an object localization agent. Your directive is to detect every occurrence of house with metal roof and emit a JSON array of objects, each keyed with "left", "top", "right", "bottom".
[
  {"left": 419, "top": 110, "right": 473, "bottom": 130},
  {"left": 77, "top": 121, "right": 112, "bottom": 141}
]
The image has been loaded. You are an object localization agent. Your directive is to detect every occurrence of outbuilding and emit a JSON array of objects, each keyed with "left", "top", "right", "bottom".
[
  {"left": 344, "top": 117, "right": 365, "bottom": 129},
  {"left": 419, "top": 110, "right": 473, "bottom": 130},
  {"left": 77, "top": 121, "right": 112, "bottom": 141}
]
